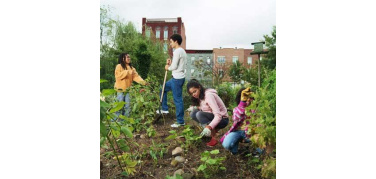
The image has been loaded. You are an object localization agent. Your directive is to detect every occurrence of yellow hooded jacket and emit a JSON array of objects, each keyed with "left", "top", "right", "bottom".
[{"left": 114, "top": 64, "right": 145, "bottom": 92}]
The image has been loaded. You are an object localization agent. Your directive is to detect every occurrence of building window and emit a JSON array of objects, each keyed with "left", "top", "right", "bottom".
[
  {"left": 172, "top": 26, "right": 178, "bottom": 34},
  {"left": 156, "top": 26, "right": 161, "bottom": 38},
  {"left": 247, "top": 57, "right": 252, "bottom": 65},
  {"left": 191, "top": 57, "right": 195, "bottom": 64},
  {"left": 217, "top": 56, "right": 225, "bottom": 63},
  {"left": 232, "top": 56, "right": 238, "bottom": 63},
  {"left": 146, "top": 27, "right": 151, "bottom": 38},
  {"left": 164, "top": 26, "right": 168, "bottom": 40},
  {"left": 173, "top": 26, "right": 178, "bottom": 34},
  {"left": 163, "top": 42, "right": 168, "bottom": 52}
]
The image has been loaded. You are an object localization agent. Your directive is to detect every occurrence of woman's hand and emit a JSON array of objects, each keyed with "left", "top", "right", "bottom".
[{"left": 200, "top": 126, "right": 212, "bottom": 137}]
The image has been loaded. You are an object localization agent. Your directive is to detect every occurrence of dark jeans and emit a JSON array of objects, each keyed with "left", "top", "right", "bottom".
[{"left": 190, "top": 109, "right": 229, "bottom": 130}]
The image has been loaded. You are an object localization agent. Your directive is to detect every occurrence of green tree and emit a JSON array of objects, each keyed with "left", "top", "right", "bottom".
[
  {"left": 228, "top": 61, "right": 246, "bottom": 86},
  {"left": 134, "top": 41, "right": 151, "bottom": 79},
  {"left": 261, "top": 26, "right": 276, "bottom": 70},
  {"left": 100, "top": 6, "right": 167, "bottom": 90},
  {"left": 242, "top": 66, "right": 258, "bottom": 88}
]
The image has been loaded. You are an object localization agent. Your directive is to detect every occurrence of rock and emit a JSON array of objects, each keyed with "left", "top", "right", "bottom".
[
  {"left": 177, "top": 136, "right": 186, "bottom": 142},
  {"left": 140, "top": 134, "right": 146, "bottom": 139},
  {"left": 172, "top": 147, "right": 183, "bottom": 156},
  {"left": 174, "top": 169, "right": 184, "bottom": 176},
  {"left": 175, "top": 156, "right": 185, "bottom": 163},
  {"left": 191, "top": 168, "right": 198, "bottom": 176},
  {"left": 182, "top": 173, "right": 194, "bottom": 179},
  {"left": 171, "top": 159, "right": 178, "bottom": 166}
]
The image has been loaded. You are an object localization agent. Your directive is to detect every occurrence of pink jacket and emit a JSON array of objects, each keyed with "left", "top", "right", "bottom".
[
  {"left": 199, "top": 89, "right": 229, "bottom": 129},
  {"left": 220, "top": 101, "right": 255, "bottom": 143}
]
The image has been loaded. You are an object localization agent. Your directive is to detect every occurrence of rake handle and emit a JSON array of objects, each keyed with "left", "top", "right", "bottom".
[{"left": 160, "top": 70, "right": 168, "bottom": 103}]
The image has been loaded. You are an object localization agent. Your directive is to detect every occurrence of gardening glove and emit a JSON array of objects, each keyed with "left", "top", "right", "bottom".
[
  {"left": 241, "top": 87, "right": 252, "bottom": 102},
  {"left": 200, "top": 126, "right": 212, "bottom": 137}
]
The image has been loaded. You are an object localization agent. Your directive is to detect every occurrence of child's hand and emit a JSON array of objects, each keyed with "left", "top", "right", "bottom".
[{"left": 241, "top": 87, "right": 252, "bottom": 101}]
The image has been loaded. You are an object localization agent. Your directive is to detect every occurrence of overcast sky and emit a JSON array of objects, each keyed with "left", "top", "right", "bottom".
[{"left": 100, "top": 0, "right": 276, "bottom": 50}]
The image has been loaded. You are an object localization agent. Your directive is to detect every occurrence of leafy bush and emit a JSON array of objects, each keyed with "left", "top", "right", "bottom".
[
  {"left": 197, "top": 150, "right": 226, "bottom": 178},
  {"left": 246, "top": 69, "right": 276, "bottom": 178},
  {"left": 165, "top": 125, "right": 202, "bottom": 150},
  {"left": 100, "top": 7, "right": 167, "bottom": 91},
  {"left": 215, "top": 82, "right": 235, "bottom": 107}
]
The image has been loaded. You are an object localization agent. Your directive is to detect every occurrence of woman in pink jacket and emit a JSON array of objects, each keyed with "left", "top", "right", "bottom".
[{"left": 186, "top": 79, "right": 229, "bottom": 147}]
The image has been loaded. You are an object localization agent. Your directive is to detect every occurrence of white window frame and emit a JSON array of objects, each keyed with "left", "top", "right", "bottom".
[
  {"left": 232, "top": 56, "right": 238, "bottom": 63},
  {"left": 217, "top": 56, "right": 225, "bottom": 64},
  {"left": 146, "top": 29, "right": 150, "bottom": 38},
  {"left": 173, "top": 26, "right": 178, "bottom": 34},
  {"left": 164, "top": 27, "right": 168, "bottom": 40},
  {"left": 247, "top": 57, "right": 252, "bottom": 65},
  {"left": 156, "top": 27, "right": 161, "bottom": 38}
]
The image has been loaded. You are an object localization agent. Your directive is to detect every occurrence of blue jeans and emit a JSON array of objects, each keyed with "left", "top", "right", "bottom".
[
  {"left": 115, "top": 92, "right": 130, "bottom": 119},
  {"left": 222, "top": 130, "right": 246, "bottom": 154},
  {"left": 160, "top": 78, "right": 185, "bottom": 124}
]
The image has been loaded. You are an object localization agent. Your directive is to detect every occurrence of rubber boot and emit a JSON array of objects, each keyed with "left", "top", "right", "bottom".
[{"left": 206, "top": 129, "right": 218, "bottom": 147}]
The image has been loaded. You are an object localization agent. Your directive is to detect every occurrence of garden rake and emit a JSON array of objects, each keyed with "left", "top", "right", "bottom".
[{"left": 153, "top": 69, "right": 168, "bottom": 124}]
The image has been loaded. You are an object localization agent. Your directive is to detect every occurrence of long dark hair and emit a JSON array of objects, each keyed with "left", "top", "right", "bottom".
[
  {"left": 118, "top": 53, "right": 133, "bottom": 70},
  {"left": 186, "top": 79, "right": 206, "bottom": 106}
]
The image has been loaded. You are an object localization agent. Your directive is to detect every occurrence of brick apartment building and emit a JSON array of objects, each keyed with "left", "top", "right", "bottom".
[
  {"left": 185, "top": 49, "right": 213, "bottom": 86},
  {"left": 141, "top": 17, "right": 262, "bottom": 85},
  {"left": 213, "top": 47, "right": 260, "bottom": 82},
  {"left": 142, "top": 17, "right": 186, "bottom": 56}
]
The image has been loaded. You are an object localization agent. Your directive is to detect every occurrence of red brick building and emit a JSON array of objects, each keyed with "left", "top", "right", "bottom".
[
  {"left": 213, "top": 47, "right": 259, "bottom": 82},
  {"left": 142, "top": 17, "right": 186, "bottom": 56}
]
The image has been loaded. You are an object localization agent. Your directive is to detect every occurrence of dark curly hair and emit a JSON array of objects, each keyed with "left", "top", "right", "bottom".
[
  {"left": 186, "top": 79, "right": 206, "bottom": 106},
  {"left": 118, "top": 52, "right": 133, "bottom": 70}
]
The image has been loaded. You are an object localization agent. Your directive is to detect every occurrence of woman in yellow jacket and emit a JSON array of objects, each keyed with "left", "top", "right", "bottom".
[{"left": 114, "top": 52, "right": 146, "bottom": 118}]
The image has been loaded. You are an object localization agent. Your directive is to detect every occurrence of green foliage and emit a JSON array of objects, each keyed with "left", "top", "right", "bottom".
[
  {"left": 114, "top": 153, "right": 138, "bottom": 176},
  {"left": 125, "top": 75, "right": 161, "bottom": 132},
  {"left": 261, "top": 157, "right": 276, "bottom": 179},
  {"left": 165, "top": 130, "right": 178, "bottom": 140},
  {"left": 215, "top": 82, "right": 235, "bottom": 107},
  {"left": 134, "top": 41, "right": 152, "bottom": 79},
  {"left": 246, "top": 69, "right": 276, "bottom": 178},
  {"left": 229, "top": 61, "right": 246, "bottom": 84},
  {"left": 181, "top": 125, "right": 202, "bottom": 149},
  {"left": 197, "top": 150, "right": 226, "bottom": 178},
  {"left": 165, "top": 125, "right": 201, "bottom": 150},
  {"left": 261, "top": 26, "right": 276, "bottom": 70},
  {"left": 242, "top": 65, "right": 259, "bottom": 87},
  {"left": 146, "top": 126, "right": 156, "bottom": 137},
  {"left": 100, "top": 6, "right": 167, "bottom": 91},
  {"left": 148, "top": 139, "right": 168, "bottom": 166}
]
